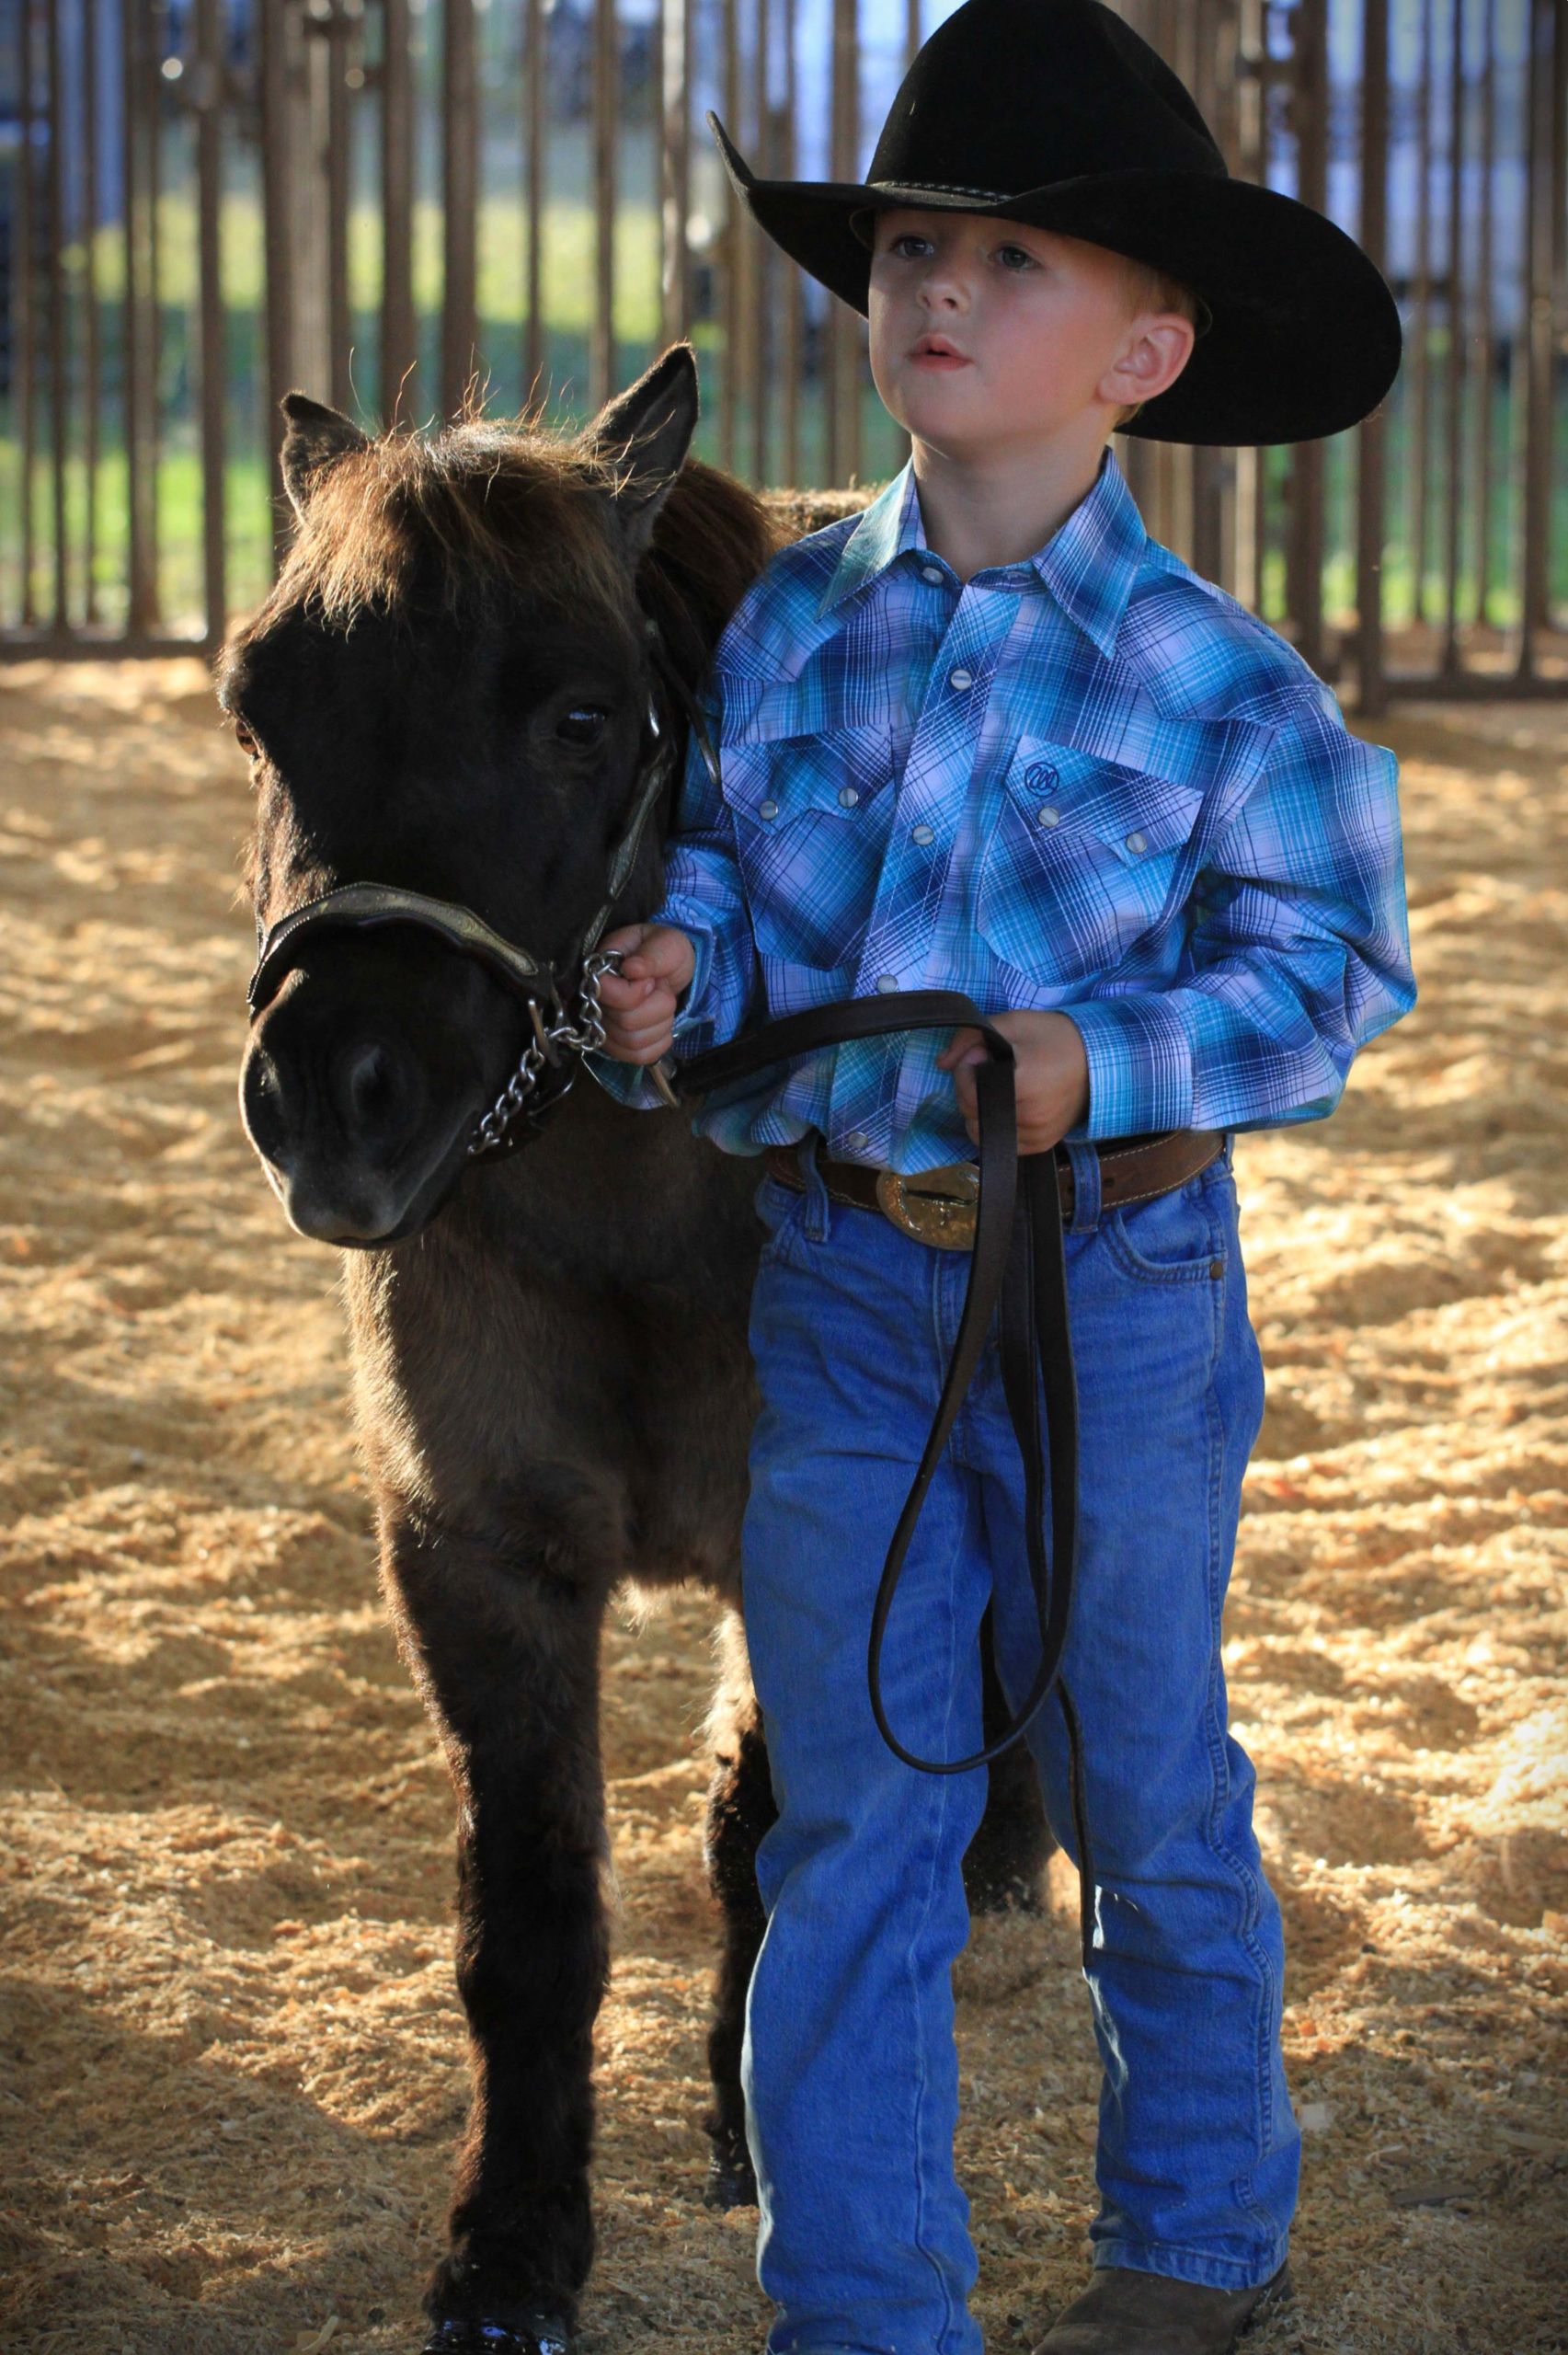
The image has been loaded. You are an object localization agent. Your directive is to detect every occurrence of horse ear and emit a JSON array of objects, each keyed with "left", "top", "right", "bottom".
[
  {"left": 280, "top": 393, "right": 369, "bottom": 520},
  {"left": 580, "top": 343, "right": 700, "bottom": 557}
]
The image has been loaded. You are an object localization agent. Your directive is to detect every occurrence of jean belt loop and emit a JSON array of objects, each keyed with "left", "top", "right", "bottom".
[
  {"left": 1063, "top": 1138, "right": 1102, "bottom": 1236},
  {"left": 797, "top": 1129, "right": 832, "bottom": 1242}
]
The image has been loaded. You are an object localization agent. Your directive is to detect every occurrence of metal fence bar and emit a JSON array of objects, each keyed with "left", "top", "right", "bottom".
[
  {"left": 1440, "top": 0, "right": 1465, "bottom": 677},
  {"left": 1473, "top": 0, "right": 1495, "bottom": 631},
  {"left": 382, "top": 0, "right": 416, "bottom": 420},
  {"left": 83, "top": 0, "right": 101, "bottom": 624},
  {"left": 260, "top": 0, "right": 294, "bottom": 549},
  {"left": 1410, "top": 0, "right": 1434, "bottom": 626},
  {"left": 659, "top": 0, "right": 690, "bottom": 350},
  {"left": 326, "top": 1, "right": 353, "bottom": 415},
  {"left": 1357, "top": 0, "right": 1390, "bottom": 715},
  {"left": 590, "top": 0, "right": 618, "bottom": 410},
  {"left": 525, "top": 0, "right": 546, "bottom": 392},
  {"left": 17, "top": 0, "right": 36, "bottom": 627},
  {"left": 46, "top": 0, "right": 66, "bottom": 630},
  {"left": 196, "top": 0, "right": 226, "bottom": 646},
  {"left": 122, "top": 0, "right": 157, "bottom": 625},
  {"left": 780, "top": 0, "right": 800, "bottom": 486},
  {"left": 442, "top": 0, "right": 478, "bottom": 416}
]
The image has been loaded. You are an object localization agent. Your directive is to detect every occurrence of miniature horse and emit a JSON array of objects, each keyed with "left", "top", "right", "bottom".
[{"left": 225, "top": 346, "right": 1047, "bottom": 2354}]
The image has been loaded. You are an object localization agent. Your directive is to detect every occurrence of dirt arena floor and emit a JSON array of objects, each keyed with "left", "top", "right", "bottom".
[{"left": 1, "top": 657, "right": 1564, "bottom": 2355}]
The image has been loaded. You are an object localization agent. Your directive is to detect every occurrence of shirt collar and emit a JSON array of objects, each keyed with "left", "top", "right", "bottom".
[{"left": 817, "top": 447, "right": 1147, "bottom": 664}]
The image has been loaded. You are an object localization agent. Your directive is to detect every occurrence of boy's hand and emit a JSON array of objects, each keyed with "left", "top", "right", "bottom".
[
  {"left": 936, "top": 1011, "right": 1090, "bottom": 1155},
  {"left": 598, "top": 924, "right": 697, "bottom": 1064}
]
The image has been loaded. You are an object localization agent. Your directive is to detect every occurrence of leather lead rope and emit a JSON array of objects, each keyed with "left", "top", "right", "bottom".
[{"left": 675, "top": 992, "right": 1097, "bottom": 1968}]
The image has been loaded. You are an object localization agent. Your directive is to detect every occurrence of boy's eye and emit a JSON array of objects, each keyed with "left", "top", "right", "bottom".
[
  {"left": 995, "top": 244, "right": 1037, "bottom": 272},
  {"left": 556, "top": 706, "right": 609, "bottom": 747},
  {"left": 888, "top": 233, "right": 933, "bottom": 260}
]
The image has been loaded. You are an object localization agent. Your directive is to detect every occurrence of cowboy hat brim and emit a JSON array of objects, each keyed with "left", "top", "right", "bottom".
[{"left": 710, "top": 115, "right": 1402, "bottom": 448}]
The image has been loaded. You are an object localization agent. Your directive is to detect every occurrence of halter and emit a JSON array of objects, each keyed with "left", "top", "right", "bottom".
[{"left": 246, "top": 626, "right": 699, "bottom": 1156}]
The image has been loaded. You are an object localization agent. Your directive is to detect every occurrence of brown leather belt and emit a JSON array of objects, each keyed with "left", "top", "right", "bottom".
[{"left": 763, "top": 1128, "right": 1222, "bottom": 1251}]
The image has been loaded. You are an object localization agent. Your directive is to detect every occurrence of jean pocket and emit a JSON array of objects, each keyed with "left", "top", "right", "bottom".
[
  {"left": 754, "top": 1170, "right": 808, "bottom": 1265},
  {"left": 1104, "top": 1170, "right": 1226, "bottom": 1284}
]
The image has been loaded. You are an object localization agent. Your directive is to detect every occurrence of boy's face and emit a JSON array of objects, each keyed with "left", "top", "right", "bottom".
[{"left": 866, "top": 210, "right": 1194, "bottom": 460}]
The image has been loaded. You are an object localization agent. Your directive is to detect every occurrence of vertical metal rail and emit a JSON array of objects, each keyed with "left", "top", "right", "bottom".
[
  {"left": 17, "top": 0, "right": 36, "bottom": 626},
  {"left": 381, "top": 0, "right": 416, "bottom": 421},
  {"left": 196, "top": 0, "right": 227, "bottom": 646},
  {"left": 1517, "top": 0, "right": 1557, "bottom": 670},
  {"left": 123, "top": 0, "right": 157, "bottom": 626},
  {"left": 780, "top": 0, "right": 800, "bottom": 487},
  {"left": 84, "top": 0, "right": 102, "bottom": 625},
  {"left": 1285, "top": 0, "right": 1326, "bottom": 673},
  {"left": 1357, "top": 0, "right": 1391, "bottom": 712},
  {"left": 47, "top": 0, "right": 68, "bottom": 631},
  {"left": 525, "top": 0, "right": 546, "bottom": 396},
  {"left": 442, "top": 0, "right": 479, "bottom": 417},
  {"left": 260, "top": 0, "right": 295, "bottom": 550},
  {"left": 589, "top": 0, "right": 618, "bottom": 411},
  {"left": 1410, "top": 0, "right": 1434, "bottom": 624},
  {"left": 659, "top": 0, "right": 690, "bottom": 350},
  {"left": 720, "top": 0, "right": 739, "bottom": 465},
  {"left": 146, "top": 0, "right": 163, "bottom": 602},
  {"left": 326, "top": 0, "right": 354, "bottom": 413},
  {"left": 1473, "top": 0, "right": 1496, "bottom": 630},
  {"left": 1188, "top": 0, "right": 1228, "bottom": 585},
  {"left": 750, "top": 0, "right": 771, "bottom": 483},
  {"left": 1440, "top": 0, "right": 1466, "bottom": 677},
  {"left": 828, "top": 0, "right": 858, "bottom": 486}
]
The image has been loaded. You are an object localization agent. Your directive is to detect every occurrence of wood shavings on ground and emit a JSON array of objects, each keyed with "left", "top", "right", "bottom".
[{"left": 0, "top": 661, "right": 1563, "bottom": 2353}]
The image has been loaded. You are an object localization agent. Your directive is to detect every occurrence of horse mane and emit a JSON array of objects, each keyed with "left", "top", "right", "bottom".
[{"left": 248, "top": 412, "right": 784, "bottom": 696}]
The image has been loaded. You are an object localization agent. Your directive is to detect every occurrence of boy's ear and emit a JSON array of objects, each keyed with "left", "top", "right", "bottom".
[
  {"left": 280, "top": 394, "right": 369, "bottom": 520},
  {"left": 579, "top": 343, "right": 701, "bottom": 559},
  {"left": 1100, "top": 316, "right": 1196, "bottom": 419}
]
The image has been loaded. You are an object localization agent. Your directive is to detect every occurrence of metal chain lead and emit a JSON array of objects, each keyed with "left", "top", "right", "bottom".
[{"left": 467, "top": 950, "right": 620, "bottom": 1157}]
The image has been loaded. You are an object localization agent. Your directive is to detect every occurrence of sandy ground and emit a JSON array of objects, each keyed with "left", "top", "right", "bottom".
[{"left": 0, "top": 659, "right": 1564, "bottom": 2355}]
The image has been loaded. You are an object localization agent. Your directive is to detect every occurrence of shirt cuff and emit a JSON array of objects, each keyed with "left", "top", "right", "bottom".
[{"left": 1066, "top": 995, "right": 1196, "bottom": 1140}]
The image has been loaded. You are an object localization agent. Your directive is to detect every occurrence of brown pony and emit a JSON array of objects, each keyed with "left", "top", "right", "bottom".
[{"left": 223, "top": 346, "right": 1047, "bottom": 2355}]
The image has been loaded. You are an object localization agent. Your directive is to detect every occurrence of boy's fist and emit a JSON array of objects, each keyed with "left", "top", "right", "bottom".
[{"left": 598, "top": 923, "right": 697, "bottom": 1064}]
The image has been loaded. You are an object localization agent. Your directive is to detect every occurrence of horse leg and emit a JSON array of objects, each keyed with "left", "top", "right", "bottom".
[
  {"left": 383, "top": 1511, "right": 611, "bottom": 2354},
  {"left": 701, "top": 1613, "right": 773, "bottom": 2209},
  {"left": 961, "top": 1605, "right": 1055, "bottom": 1913}
]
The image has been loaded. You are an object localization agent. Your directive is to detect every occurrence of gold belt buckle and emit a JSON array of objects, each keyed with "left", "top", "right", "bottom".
[{"left": 874, "top": 1161, "right": 979, "bottom": 1252}]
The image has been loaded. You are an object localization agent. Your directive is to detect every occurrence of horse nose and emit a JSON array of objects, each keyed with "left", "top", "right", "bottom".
[{"left": 333, "top": 1040, "right": 411, "bottom": 1141}]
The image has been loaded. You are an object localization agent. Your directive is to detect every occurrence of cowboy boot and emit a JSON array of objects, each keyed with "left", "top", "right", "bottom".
[{"left": 1033, "top": 2262, "right": 1292, "bottom": 2354}]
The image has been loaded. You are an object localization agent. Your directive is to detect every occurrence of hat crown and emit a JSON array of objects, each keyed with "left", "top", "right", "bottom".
[{"left": 868, "top": 0, "right": 1226, "bottom": 198}]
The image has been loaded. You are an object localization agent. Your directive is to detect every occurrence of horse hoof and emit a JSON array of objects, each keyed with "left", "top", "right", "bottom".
[
  {"left": 422, "top": 2310, "right": 573, "bottom": 2354},
  {"left": 703, "top": 2149, "right": 759, "bottom": 2210}
]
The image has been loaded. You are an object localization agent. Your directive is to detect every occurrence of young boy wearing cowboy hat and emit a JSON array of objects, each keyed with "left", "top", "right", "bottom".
[{"left": 598, "top": 3, "right": 1413, "bottom": 2349}]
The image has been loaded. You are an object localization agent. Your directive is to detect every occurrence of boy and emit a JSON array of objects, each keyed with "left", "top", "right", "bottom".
[{"left": 597, "top": 4, "right": 1413, "bottom": 2350}]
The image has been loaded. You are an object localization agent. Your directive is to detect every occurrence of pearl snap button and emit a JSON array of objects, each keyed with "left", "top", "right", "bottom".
[
  {"left": 921, "top": 566, "right": 944, "bottom": 585},
  {"left": 759, "top": 799, "right": 779, "bottom": 820},
  {"left": 845, "top": 1130, "right": 869, "bottom": 1151},
  {"left": 949, "top": 667, "right": 973, "bottom": 691},
  {"left": 838, "top": 786, "right": 860, "bottom": 808},
  {"left": 1126, "top": 831, "right": 1148, "bottom": 855},
  {"left": 1036, "top": 806, "right": 1060, "bottom": 828},
  {"left": 910, "top": 823, "right": 934, "bottom": 845},
  {"left": 876, "top": 974, "right": 899, "bottom": 994}
]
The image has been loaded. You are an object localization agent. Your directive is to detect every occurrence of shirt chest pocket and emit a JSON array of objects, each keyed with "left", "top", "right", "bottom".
[
  {"left": 722, "top": 723, "right": 898, "bottom": 973},
  {"left": 975, "top": 742, "right": 1203, "bottom": 984}
]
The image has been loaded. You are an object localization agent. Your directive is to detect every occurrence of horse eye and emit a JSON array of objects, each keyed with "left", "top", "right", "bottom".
[{"left": 556, "top": 706, "right": 609, "bottom": 747}]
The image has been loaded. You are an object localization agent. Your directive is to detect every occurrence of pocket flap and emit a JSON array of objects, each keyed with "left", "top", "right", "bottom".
[
  {"left": 1001, "top": 740, "right": 1202, "bottom": 867},
  {"left": 722, "top": 724, "right": 896, "bottom": 829}
]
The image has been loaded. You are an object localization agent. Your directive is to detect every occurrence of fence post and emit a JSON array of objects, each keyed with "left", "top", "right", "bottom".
[
  {"left": 442, "top": 0, "right": 479, "bottom": 418},
  {"left": 1518, "top": 0, "right": 1562, "bottom": 672},
  {"left": 123, "top": 0, "right": 158, "bottom": 625},
  {"left": 260, "top": 0, "right": 295, "bottom": 557},
  {"left": 381, "top": 0, "right": 416, "bottom": 421},
  {"left": 196, "top": 0, "right": 227, "bottom": 648},
  {"left": 1357, "top": 0, "right": 1390, "bottom": 715},
  {"left": 1286, "top": 0, "right": 1327, "bottom": 675},
  {"left": 660, "top": 0, "right": 691, "bottom": 350}
]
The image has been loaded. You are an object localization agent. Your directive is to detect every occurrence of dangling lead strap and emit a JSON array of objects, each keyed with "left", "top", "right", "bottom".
[{"left": 676, "top": 991, "right": 1097, "bottom": 1969}]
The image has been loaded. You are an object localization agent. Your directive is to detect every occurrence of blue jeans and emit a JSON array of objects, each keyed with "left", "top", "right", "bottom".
[{"left": 738, "top": 1141, "right": 1296, "bottom": 2355}]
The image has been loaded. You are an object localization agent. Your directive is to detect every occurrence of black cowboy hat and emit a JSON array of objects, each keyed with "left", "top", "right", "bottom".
[{"left": 709, "top": 0, "right": 1401, "bottom": 447}]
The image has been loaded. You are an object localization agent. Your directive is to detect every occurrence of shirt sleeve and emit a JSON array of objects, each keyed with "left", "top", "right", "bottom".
[
  {"left": 1067, "top": 699, "right": 1416, "bottom": 1139},
  {"left": 585, "top": 688, "right": 761, "bottom": 1110}
]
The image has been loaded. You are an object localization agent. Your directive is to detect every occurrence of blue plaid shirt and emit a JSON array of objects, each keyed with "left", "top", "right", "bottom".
[{"left": 592, "top": 451, "right": 1413, "bottom": 1173}]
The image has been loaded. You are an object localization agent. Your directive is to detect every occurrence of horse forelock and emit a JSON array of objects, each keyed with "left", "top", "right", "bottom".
[{"left": 258, "top": 420, "right": 635, "bottom": 638}]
